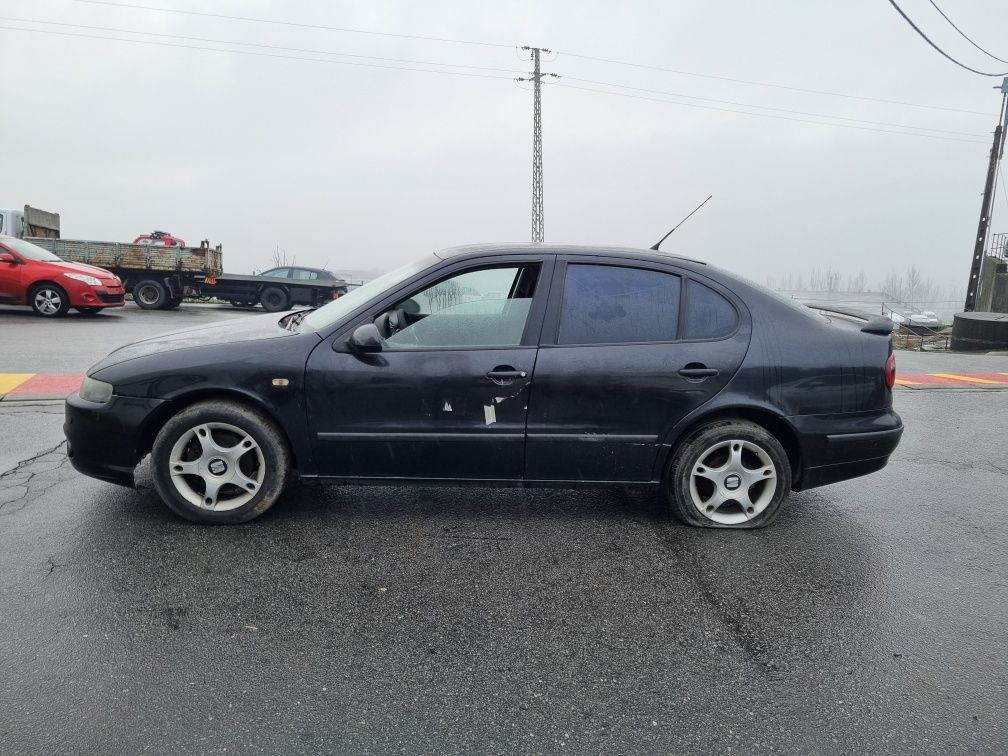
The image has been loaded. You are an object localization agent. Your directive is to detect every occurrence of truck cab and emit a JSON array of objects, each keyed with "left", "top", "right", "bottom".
[{"left": 0, "top": 206, "right": 60, "bottom": 239}]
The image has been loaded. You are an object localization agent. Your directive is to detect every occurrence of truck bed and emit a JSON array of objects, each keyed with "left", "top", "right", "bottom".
[{"left": 28, "top": 237, "right": 224, "bottom": 276}]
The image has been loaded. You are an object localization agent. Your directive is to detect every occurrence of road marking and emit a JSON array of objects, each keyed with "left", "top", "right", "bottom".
[
  {"left": 928, "top": 373, "right": 1005, "bottom": 385},
  {"left": 0, "top": 373, "right": 35, "bottom": 394},
  {"left": 0, "top": 372, "right": 84, "bottom": 398}
]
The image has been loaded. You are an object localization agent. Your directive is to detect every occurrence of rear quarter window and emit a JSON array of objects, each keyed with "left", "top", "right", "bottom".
[{"left": 685, "top": 281, "right": 739, "bottom": 339}]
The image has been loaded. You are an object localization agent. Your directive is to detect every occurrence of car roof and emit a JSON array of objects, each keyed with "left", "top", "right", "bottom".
[{"left": 434, "top": 243, "right": 706, "bottom": 267}]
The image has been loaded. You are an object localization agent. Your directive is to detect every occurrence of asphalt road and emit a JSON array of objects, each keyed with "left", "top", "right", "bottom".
[{"left": 0, "top": 308, "right": 1006, "bottom": 754}]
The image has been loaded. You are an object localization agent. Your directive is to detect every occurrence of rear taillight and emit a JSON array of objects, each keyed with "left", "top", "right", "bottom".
[{"left": 884, "top": 352, "right": 895, "bottom": 389}]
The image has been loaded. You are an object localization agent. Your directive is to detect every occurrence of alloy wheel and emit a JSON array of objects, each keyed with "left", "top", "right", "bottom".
[
  {"left": 168, "top": 422, "right": 266, "bottom": 511},
  {"left": 688, "top": 439, "right": 778, "bottom": 525},
  {"left": 34, "top": 288, "right": 62, "bottom": 315}
]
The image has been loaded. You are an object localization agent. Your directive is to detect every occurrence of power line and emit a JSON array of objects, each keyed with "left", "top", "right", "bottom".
[
  {"left": 549, "top": 81, "right": 988, "bottom": 144},
  {"left": 0, "top": 25, "right": 517, "bottom": 80},
  {"left": 556, "top": 51, "right": 991, "bottom": 116},
  {"left": 563, "top": 75, "right": 987, "bottom": 138},
  {"left": 65, "top": 0, "right": 992, "bottom": 117},
  {"left": 886, "top": 0, "right": 1008, "bottom": 77},
  {"left": 66, "top": 0, "right": 512, "bottom": 48},
  {"left": 0, "top": 15, "right": 525, "bottom": 74},
  {"left": 927, "top": 0, "right": 1008, "bottom": 66}
]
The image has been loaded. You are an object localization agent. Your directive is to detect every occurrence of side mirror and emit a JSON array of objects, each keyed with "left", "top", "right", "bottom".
[
  {"left": 346, "top": 322, "right": 384, "bottom": 353},
  {"left": 0, "top": 252, "right": 16, "bottom": 264}
]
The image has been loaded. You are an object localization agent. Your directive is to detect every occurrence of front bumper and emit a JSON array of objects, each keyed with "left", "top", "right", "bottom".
[
  {"left": 791, "top": 409, "right": 903, "bottom": 490},
  {"left": 64, "top": 391, "right": 168, "bottom": 487}
]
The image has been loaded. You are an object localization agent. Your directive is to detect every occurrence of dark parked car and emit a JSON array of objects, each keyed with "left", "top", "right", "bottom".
[{"left": 64, "top": 244, "right": 902, "bottom": 527}]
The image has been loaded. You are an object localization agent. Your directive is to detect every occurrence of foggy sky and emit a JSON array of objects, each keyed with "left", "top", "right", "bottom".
[{"left": 3, "top": 0, "right": 1006, "bottom": 290}]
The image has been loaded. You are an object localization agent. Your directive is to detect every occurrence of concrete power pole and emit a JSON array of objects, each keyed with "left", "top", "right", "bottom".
[
  {"left": 963, "top": 78, "right": 1008, "bottom": 312},
  {"left": 517, "top": 47, "right": 558, "bottom": 243}
]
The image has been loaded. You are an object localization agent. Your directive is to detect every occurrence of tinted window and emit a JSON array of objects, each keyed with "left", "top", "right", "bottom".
[
  {"left": 384, "top": 265, "right": 538, "bottom": 349},
  {"left": 262, "top": 268, "right": 290, "bottom": 278},
  {"left": 558, "top": 264, "right": 681, "bottom": 345},
  {"left": 290, "top": 268, "right": 318, "bottom": 280},
  {"left": 685, "top": 281, "right": 738, "bottom": 339}
]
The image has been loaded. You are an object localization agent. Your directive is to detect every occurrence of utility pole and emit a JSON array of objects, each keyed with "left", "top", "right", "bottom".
[
  {"left": 963, "top": 78, "right": 1008, "bottom": 312},
  {"left": 516, "top": 47, "right": 558, "bottom": 243}
]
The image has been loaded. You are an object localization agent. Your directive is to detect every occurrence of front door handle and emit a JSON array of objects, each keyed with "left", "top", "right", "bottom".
[
  {"left": 486, "top": 366, "right": 527, "bottom": 385},
  {"left": 678, "top": 365, "right": 719, "bottom": 378}
]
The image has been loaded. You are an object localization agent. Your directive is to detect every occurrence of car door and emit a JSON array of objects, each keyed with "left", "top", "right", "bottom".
[
  {"left": 305, "top": 255, "right": 555, "bottom": 481},
  {"left": 525, "top": 257, "right": 750, "bottom": 483},
  {"left": 0, "top": 243, "right": 24, "bottom": 304}
]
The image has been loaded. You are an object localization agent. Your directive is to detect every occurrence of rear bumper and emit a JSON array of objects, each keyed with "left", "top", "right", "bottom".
[
  {"left": 64, "top": 392, "right": 167, "bottom": 487},
  {"left": 791, "top": 410, "right": 903, "bottom": 490}
]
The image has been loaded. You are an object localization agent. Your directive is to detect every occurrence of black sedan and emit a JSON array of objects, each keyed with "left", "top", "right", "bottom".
[{"left": 64, "top": 244, "right": 903, "bottom": 528}]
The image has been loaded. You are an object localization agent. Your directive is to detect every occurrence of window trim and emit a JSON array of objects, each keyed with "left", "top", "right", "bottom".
[
  {"left": 541, "top": 256, "right": 744, "bottom": 348},
  {"left": 334, "top": 255, "right": 557, "bottom": 353}
]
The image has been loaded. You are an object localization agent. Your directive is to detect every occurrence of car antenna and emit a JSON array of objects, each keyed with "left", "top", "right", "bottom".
[{"left": 649, "top": 194, "right": 713, "bottom": 251}]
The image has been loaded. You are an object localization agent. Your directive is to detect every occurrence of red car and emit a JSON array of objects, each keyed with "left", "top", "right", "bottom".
[{"left": 0, "top": 236, "right": 125, "bottom": 316}]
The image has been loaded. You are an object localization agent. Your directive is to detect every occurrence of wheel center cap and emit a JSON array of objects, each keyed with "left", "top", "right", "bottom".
[
  {"left": 724, "top": 473, "right": 742, "bottom": 491},
  {"left": 208, "top": 458, "right": 228, "bottom": 476}
]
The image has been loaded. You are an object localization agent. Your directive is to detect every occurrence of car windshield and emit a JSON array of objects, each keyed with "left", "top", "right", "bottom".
[
  {"left": 299, "top": 255, "right": 436, "bottom": 332},
  {"left": 2, "top": 237, "right": 61, "bottom": 262}
]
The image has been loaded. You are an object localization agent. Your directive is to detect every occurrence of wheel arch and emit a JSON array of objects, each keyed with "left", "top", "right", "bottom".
[
  {"left": 138, "top": 388, "right": 299, "bottom": 472},
  {"left": 657, "top": 403, "right": 803, "bottom": 486}
]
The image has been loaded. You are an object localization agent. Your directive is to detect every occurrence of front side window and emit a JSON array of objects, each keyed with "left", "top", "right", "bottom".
[
  {"left": 558, "top": 264, "right": 681, "bottom": 345},
  {"left": 380, "top": 265, "right": 539, "bottom": 349},
  {"left": 262, "top": 268, "right": 290, "bottom": 278}
]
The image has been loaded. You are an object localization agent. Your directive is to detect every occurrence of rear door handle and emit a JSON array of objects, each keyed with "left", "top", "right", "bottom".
[
  {"left": 678, "top": 366, "right": 719, "bottom": 378},
  {"left": 486, "top": 366, "right": 527, "bottom": 385}
]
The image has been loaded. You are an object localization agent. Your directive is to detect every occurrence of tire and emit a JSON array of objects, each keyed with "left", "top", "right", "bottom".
[
  {"left": 259, "top": 286, "right": 289, "bottom": 313},
  {"left": 664, "top": 418, "right": 792, "bottom": 529},
  {"left": 30, "top": 283, "right": 71, "bottom": 317},
  {"left": 166, "top": 295, "right": 183, "bottom": 310},
  {"left": 76, "top": 307, "right": 103, "bottom": 316},
  {"left": 150, "top": 400, "right": 291, "bottom": 524},
  {"left": 133, "top": 279, "right": 167, "bottom": 310}
]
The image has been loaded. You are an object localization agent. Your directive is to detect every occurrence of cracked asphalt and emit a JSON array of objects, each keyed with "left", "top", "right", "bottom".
[{"left": 0, "top": 308, "right": 1006, "bottom": 754}]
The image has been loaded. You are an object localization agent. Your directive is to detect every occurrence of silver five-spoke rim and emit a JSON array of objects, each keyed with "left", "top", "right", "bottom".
[
  {"left": 169, "top": 422, "right": 265, "bottom": 512},
  {"left": 34, "top": 288, "right": 62, "bottom": 315},
  {"left": 689, "top": 439, "right": 777, "bottom": 525}
]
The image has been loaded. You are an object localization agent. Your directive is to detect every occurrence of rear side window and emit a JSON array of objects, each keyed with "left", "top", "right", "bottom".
[
  {"left": 558, "top": 264, "right": 681, "bottom": 345},
  {"left": 685, "top": 281, "right": 738, "bottom": 339}
]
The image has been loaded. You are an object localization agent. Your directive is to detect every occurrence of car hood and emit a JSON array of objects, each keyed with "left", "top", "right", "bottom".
[{"left": 89, "top": 312, "right": 304, "bottom": 373}]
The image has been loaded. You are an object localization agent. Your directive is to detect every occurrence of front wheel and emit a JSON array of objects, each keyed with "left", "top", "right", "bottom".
[
  {"left": 664, "top": 419, "right": 792, "bottom": 529},
  {"left": 31, "top": 283, "right": 70, "bottom": 317},
  {"left": 150, "top": 400, "right": 291, "bottom": 524}
]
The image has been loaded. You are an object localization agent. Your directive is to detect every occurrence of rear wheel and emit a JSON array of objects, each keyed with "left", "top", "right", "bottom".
[
  {"left": 260, "top": 286, "right": 289, "bottom": 312},
  {"left": 150, "top": 400, "right": 291, "bottom": 524},
  {"left": 133, "top": 279, "right": 167, "bottom": 310},
  {"left": 664, "top": 419, "right": 791, "bottom": 529},
  {"left": 166, "top": 295, "right": 183, "bottom": 310},
  {"left": 30, "top": 283, "right": 70, "bottom": 317}
]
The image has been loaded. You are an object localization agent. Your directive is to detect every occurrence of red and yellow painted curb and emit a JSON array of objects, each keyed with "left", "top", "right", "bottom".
[
  {"left": 0, "top": 373, "right": 85, "bottom": 400},
  {"left": 895, "top": 372, "right": 1008, "bottom": 387}
]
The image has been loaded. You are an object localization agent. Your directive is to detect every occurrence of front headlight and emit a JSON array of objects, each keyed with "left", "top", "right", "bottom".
[
  {"left": 64, "top": 272, "right": 102, "bottom": 286},
  {"left": 79, "top": 377, "right": 113, "bottom": 403}
]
